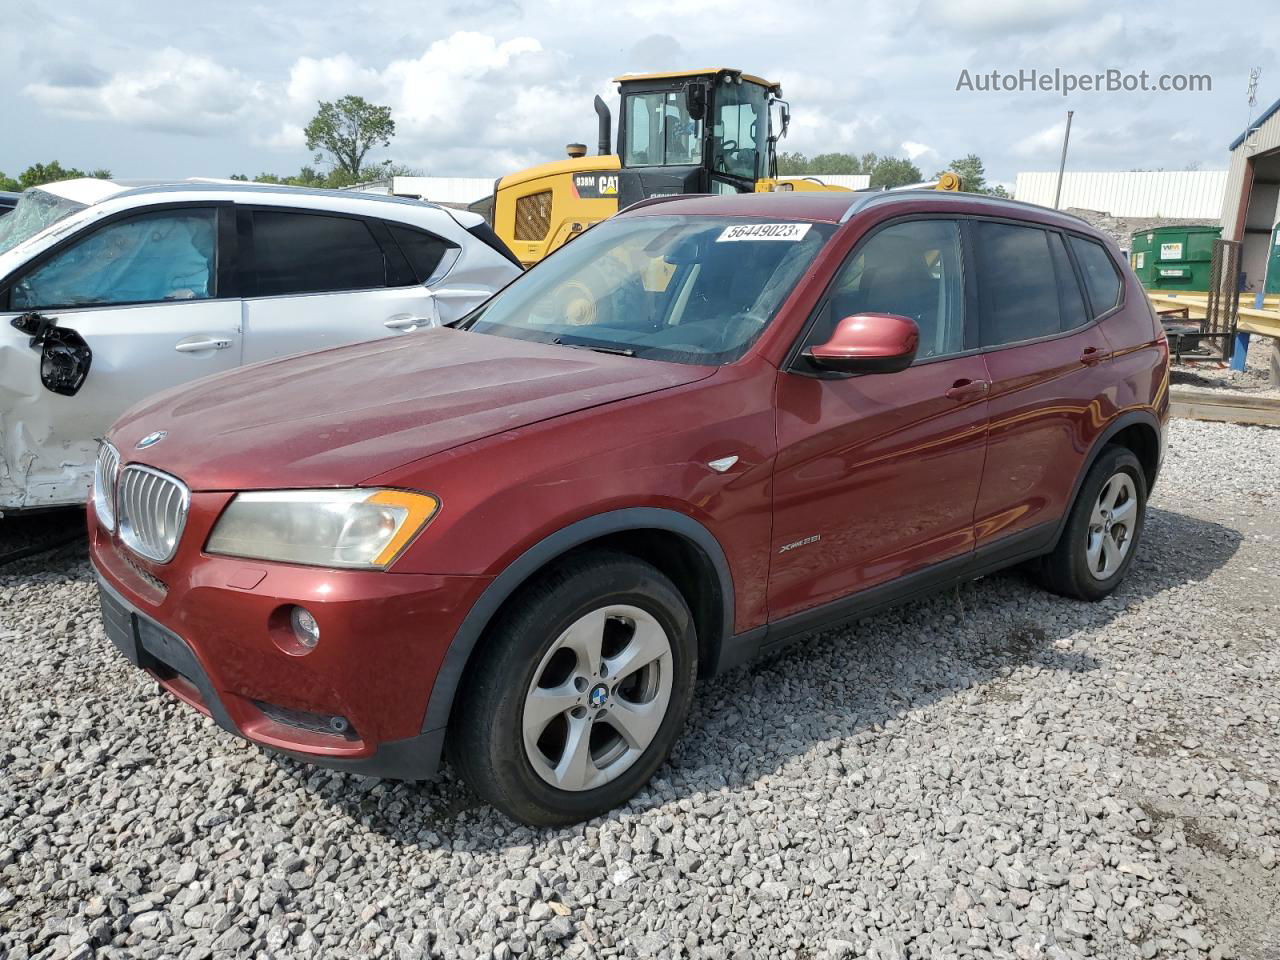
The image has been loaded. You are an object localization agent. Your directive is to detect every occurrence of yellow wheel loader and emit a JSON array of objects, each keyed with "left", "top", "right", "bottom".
[{"left": 486, "top": 67, "right": 962, "bottom": 267}]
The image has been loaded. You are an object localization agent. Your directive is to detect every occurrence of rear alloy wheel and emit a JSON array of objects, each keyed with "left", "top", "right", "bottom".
[
  {"left": 1084, "top": 472, "right": 1138, "bottom": 580},
  {"left": 450, "top": 552, "right": 696, "bottom": 826},
  {"left": 1037, "top": 445, "right": 1147, "bottom": 601}
]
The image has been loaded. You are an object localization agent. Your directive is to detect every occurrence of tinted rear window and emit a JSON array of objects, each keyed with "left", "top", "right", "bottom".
[
  {"left": 252, "top": 211, "right": 385, "bottom": 297},
  {"left": 387, "top": 224, "right": 452, "bottom": 282},
  {"left": 1049, "top": 232, "right": 1090, "bottom": 331},
  {"left": 1069, "top": 236, "right": 1123, "bottom": 317}
]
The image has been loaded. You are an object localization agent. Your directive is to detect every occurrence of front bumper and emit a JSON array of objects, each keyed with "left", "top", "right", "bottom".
[{"left": 90, "top": 495, "right": 491, "bottom": 780}]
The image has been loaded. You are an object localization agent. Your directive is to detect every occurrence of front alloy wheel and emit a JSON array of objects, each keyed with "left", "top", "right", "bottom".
[
  {"left": 450, "top": 552, "right": 697, "bottom": 826},
  {"left": 522, "top": 605, "right": 673, "bottom": 791}
]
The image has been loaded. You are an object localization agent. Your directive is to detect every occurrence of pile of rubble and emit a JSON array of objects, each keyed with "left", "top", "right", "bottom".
[{"left": 1062, "top": 208, "right": 1218, "bottom": 254}]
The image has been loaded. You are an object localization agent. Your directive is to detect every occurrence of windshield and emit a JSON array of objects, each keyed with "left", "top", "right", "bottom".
[
  {"left": 0, "top": 189, "right": 88, "bottom": 256},
  {"left": 462, "top": 215, "right": 834, "bottom": 365},
  {"left": 622, "top": 92, "right": 703, "bottom": 167},
  {"left": 712, "top": 80, "right": 770, "bottom": 181}
]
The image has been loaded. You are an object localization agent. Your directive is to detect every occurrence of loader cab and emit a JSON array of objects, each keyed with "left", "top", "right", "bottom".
[{"left": 614, "top": 69, "right": 784, "bottom": 208}]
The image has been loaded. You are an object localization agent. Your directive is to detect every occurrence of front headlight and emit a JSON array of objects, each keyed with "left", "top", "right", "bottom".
[{"left": 206, "top": 489, "right": 439, "bottom": 569}]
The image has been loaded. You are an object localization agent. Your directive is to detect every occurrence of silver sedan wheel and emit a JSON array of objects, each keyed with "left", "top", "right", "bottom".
[
  {"left": 1086, "top": 471, "right": 1138, "bottom": 580},
  {"left": 522, "top": 604, "right": 674, "bottom": 792}
]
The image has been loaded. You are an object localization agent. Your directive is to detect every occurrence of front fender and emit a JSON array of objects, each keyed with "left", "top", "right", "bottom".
[{"left": 417, "top": 506, "right": 734, "bottom": 735}]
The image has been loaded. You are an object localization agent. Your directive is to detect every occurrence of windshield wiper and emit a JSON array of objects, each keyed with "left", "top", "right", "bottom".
[{"left": 552, "top": 337, "right": 635, "bottom": 357}]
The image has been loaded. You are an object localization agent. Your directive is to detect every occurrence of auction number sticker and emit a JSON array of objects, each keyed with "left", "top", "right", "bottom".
[{"left": 716, "top": 223, "right": 812, "bottom": 242}]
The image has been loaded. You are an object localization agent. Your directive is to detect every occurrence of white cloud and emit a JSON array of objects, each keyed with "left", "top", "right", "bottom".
[
  {"left": 9, "top": 0, "right": 1273, "bottom": 181},
  {"left": 920, "top": 0, "right": 1092, "bottom": 36},
  {"left": 1013, "top": 119, "right": 1073, "bottom": 158},
  {"left": 901, "top": 140, "right": 936, "bottom": 162},
  {"left": 24, "top": 48, "right": 263, "bottom": 136},
  {"left": 286, "top": 54, "right": 383, "bottom": 106}
]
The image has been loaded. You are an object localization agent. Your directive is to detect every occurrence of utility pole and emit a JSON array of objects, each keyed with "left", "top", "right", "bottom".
[{"left": 1053, "top": 110, "right": 1074, "bottom": 209}]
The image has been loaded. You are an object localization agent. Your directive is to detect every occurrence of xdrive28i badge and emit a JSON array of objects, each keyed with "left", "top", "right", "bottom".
[
  {"left": 136, "top": 431, "right": 167, "bottom": 449},
  {"left": 572, "top": 173, "right": 619, "bottom": 199}
]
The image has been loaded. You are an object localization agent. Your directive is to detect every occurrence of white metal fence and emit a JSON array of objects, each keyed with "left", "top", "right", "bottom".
[{"left": 1013, "top": 171, "right": 1227, "bottom": 218}]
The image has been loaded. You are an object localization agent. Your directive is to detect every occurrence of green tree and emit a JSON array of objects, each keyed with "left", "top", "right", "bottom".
[
  {"left": 774, "top": 151, "right": 920, "bottom": 187},
  {"left": 7, "top": 161, "right": 113, "bottom": 190},
  {"left": 934, "top": 154, "right": 1007, "bottom": 196},
  {"left": 869, "top": 156, "right": 922, "bottom": 189},
  {"left": 776, "top": 151, "right": 810, "bottom": 175},
  {"left": 382, "top": 163, "right": 426, "bottom": 178},
  {"left": 304, "top": 95, "right": 396, "bottom": 182},
  {"left": 807, "top": 152, "right": 865, "bottom": 175}
]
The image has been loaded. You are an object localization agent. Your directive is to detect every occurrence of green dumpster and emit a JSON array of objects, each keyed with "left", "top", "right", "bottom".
[
  {"left": 1266, "top": 223, "right": 1280, "bottom": 296},
  {"left": 1129, "top": 224, "right": 1221, "bottom": 291}
]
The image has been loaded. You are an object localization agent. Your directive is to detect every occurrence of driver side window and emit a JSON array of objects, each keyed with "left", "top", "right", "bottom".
[
  {"left": 815, "top": 219, "right": 965, "bottom": 361},
  {"left": 12, "top": 208, "right": 217, "bottom": 310}
]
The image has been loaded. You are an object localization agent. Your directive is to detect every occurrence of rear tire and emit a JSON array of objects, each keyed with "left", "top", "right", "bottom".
[
  {"left": 1037, "top": 446, "right": 1147, "bottom": 601},
  {"left": 449, "top": 552, "right": 697, "bottom": 826}
]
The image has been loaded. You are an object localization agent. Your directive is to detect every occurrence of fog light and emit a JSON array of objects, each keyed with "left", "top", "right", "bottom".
[{"left": 290, "top": 606, "right": 320, "bottom": 648}]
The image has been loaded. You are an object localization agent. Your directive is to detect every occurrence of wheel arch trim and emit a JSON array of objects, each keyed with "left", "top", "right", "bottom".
[
  {"left": 419, "top": 507, "right": 735, "bottom": 734},
  {"left": 1053, "top": 407, "right": 1162, "bottom": 546}
]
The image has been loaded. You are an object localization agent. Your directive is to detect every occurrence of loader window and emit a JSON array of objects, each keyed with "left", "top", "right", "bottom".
[
  {"left": 712, "top": 80, "right": 769, "bottom": 181},
  {"left": 622, "top": 92, "right": 703, "bottom": 167}
]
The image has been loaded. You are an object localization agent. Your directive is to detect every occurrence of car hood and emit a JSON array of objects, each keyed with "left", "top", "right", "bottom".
[{"left": 109, "top": 328, "right": 714, "bottom": 490}]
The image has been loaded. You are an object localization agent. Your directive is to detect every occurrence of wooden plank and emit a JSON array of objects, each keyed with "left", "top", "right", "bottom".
[
  {"left": 1147, "top": 292, "right": 1280, "bottom": 340},
  {"left": 1169, "top": 388, "right": 1280, "bottom": 426}
]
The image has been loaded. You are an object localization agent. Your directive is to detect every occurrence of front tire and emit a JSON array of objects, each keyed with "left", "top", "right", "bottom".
[
  {"left": 450, "top": 552, "right": 697, "bottom": 826},
  {"left": 1037, "top": 445, "right": 1147, "bottom": 601}
]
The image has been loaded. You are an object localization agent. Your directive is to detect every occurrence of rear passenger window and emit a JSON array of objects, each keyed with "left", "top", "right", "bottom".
[
  {"left": 1069, "top": 236, "right": 1122, "bottom": 317},
  {"left": 387, "top": 224, "right": 453, "bottom": 282},
  {"left": 973, "top": 221, "right": 1062, "bottom": 346},
  {"left": 251, "top": 211, "right": 385, "bottom": 297},
  {"left": 1049, "top": 233, "right": 1090, "bottom": 331}
]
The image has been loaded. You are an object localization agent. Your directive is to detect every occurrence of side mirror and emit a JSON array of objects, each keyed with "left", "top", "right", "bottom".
[
  {"left": 685, "top": 83, "right": 707, "bottom": 121},
  {"left": 803, "top": 312, "right": 918, "bottom": 375}
]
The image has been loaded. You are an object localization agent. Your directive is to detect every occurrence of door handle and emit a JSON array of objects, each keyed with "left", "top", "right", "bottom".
[
  {"left": 945, "top": 378, "right": 990, "bottom": 401},
  {"left": 174, "top": 338, "right": 232, "bottom": 353},
  {"left": 384, "top": 316, "right": 431, "bottom": 331},
  {"left": 1079, "top": 346, "right": 1105, "bottom": 366}
]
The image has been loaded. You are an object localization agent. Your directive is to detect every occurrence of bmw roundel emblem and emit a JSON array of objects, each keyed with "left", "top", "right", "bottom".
[
  {"left": 136, "top": 430, "right": 167, "bottom": 449},
  {"left": 589, "top": 684, "right": 609, "bottom": 708}
]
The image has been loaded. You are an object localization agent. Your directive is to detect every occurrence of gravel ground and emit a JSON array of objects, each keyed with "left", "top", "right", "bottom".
[
  {"left": 1171, "top": 341, "right": 1280, "bottom": 400},
  {"left": 2, "top": 418, "right": 1278, "bottom": 960}
]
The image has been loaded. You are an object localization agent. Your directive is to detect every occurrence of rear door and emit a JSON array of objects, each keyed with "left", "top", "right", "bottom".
[
  {"left": 969, "top": 219, "right": 1116, "bottom": 546},
  {"left": 0, "top": 204, "right": 241, "bottom": 508},
  {"left": 239, "top": 208, "right": 450, "bottom": 364}
]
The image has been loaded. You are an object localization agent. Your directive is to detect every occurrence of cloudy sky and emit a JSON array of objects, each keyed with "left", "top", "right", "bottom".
[{"left": 5, "top": 0, "right": 1278, "bottom": 188}]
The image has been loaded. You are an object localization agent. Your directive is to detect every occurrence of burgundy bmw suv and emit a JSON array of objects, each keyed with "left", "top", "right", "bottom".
[{"left": 90, "top": 191, "right": 1169, "bottom": 825}]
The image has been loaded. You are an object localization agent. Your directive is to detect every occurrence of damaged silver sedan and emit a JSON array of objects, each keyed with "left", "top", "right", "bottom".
[{"left": 0, "top": 178, "right": 522, "bottom": 513}]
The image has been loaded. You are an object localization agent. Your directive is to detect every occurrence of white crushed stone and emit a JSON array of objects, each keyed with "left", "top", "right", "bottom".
[{"left": 1, "top": 418, "right": 1277, "bottom": 959}]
